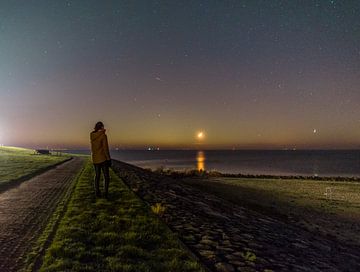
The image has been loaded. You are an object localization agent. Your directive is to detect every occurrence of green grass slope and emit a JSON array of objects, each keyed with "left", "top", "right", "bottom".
[
  {"left": 184, "top": 177, "right": 360, "bottom": 244},
  {"left": 0, "top": 146, "right": 69, "bottom": 187},
  {"left": 38, "top": 161, "right": 204, "bottom": 272},
  {"left": 191, "top": 177, "right": 360, "bottom": 218}
]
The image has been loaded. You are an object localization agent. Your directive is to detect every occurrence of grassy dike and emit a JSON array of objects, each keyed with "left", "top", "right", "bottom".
[
  {"left": 32, "top": 160, "right": 204, "bottom": 272},
  {"left": 0, "top": 146, "right": 69, "bottom": 189}
]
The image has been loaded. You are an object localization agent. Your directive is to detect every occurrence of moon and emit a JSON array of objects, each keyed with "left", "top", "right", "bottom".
[{"left": 197, "top": 131, "right": 205, "bottom": 139}]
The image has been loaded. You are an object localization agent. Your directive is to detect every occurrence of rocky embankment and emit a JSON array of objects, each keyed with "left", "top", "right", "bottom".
[{"left": 112, "top": 160, "right": 360, "bottom": 272}]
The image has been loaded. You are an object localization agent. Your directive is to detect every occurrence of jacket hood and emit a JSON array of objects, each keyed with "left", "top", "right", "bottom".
[{"left": 90, "top": 130, "right": 105, "bottom": 142}]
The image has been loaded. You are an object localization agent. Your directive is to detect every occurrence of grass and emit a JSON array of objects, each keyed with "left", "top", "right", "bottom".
[
  {"left": 36, "top": 161, "right": 204, "bottom": 272},
  {"left": 0, "top": 146, "right": 69, "bottom": 187},
  {"left": 184, "top": 176, "right": 360, "bottom": 243},
  {"left": 199, "top": 177, "right": 360, "bottom": 216}
]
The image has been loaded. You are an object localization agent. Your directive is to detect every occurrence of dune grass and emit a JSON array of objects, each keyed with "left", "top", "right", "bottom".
[
  {"left": 37, "top": 161, "right": 204, "bottom": 272},
  {"left": 0, "top": 146, "right": 69, "bottom": 186}
]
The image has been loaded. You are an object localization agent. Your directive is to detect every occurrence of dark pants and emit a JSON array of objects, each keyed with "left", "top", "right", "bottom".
[{"left": 94, "top": 161, "right": 110, "bottom": 197}]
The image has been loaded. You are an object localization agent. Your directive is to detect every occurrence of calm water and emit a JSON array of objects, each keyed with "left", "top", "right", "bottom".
[{"left": 67, "top": 150, "right": 360, "bottom": 177}]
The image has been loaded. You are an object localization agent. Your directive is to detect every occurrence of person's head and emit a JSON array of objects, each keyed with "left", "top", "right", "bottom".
[{"left": 94, "top": 121, "right": 104, "bottom": 132}]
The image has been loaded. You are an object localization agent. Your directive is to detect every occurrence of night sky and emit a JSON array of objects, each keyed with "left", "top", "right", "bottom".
[{"left": 1, "top": 1, "right": 359, "bottom": 149}]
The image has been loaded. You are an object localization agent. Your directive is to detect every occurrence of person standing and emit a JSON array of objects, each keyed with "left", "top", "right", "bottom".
[{"left": 90, "top": 121, "right": 111, "bottom": 198}]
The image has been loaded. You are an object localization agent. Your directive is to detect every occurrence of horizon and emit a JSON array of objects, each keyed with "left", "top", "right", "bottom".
[{"left": 3, "top": 144, "right": 359, "bottom": 152}]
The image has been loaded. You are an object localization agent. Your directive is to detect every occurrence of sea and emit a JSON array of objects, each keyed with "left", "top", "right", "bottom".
[{"left": 65, "top": 149, "right": 360, "bottom": 178}]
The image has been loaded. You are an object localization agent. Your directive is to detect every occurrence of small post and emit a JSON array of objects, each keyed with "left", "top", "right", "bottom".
[{"left": 324, "top": 187, "right": 332, "bottom": 200}]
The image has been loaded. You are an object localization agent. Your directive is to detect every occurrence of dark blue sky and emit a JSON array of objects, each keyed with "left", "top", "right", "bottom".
[{"left": 1, "top": 1, "right": 359, "bottom": 148}]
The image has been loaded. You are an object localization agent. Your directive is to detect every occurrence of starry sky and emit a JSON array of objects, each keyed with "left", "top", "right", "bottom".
[{"left": 1, "top": 0, "right": 359, "bottom": 149}]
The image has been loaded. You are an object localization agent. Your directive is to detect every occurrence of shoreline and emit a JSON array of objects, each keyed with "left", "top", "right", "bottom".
[
  {"left": 63, "top": 149, "right": 360, "bottom": 179},
  {"left": 148, "top": 166, "right": 360, "bottom": 182}
]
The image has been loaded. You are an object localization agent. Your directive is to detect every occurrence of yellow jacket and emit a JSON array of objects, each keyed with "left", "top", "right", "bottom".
[{"left": 90, "top": 130, "right": 111, "bottom": 164}]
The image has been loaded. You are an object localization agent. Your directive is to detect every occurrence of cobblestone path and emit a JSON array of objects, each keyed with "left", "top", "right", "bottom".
[{"left": 0, "top": 157, "right": 84, "bottom": 272}]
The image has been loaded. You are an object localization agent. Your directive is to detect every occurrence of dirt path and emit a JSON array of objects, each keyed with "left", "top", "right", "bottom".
[
  {"left": 112, "top": 160, "right": 360, "bottom": 272},
  {"left": 0, "top": 157, "right": 84, "bottom": 272}
]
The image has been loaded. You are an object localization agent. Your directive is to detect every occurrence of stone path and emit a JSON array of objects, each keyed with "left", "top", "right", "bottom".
[
  {"left": 112, "top": 161, "right": 360, "bottom": 272},
  {"left": 0, "top": 157, "right": 84, "bottom": 272}
]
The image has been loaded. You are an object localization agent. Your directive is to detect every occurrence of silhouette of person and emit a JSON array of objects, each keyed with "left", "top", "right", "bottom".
[{"left": 90, "top": 121, "right": 111, "bottom": 198}]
